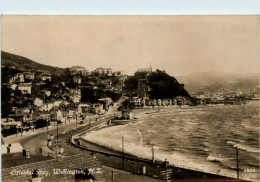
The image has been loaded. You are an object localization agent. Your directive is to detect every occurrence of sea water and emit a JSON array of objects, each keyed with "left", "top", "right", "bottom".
[{"left": 82, "top": 101, "right": 259, "bottom": 181}]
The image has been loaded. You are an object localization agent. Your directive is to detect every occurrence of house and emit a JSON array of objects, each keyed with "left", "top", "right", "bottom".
[
  {"left": 78, "top": 104, "right": 90, "bottom": 115},
  {"left": 71, "top": 95, "right": 81, "bottom": 103},
  {"left": 90, "top": 104, "right": 104, "bottom": 114},
  {"left": 10, "top": 83, "right": 18, "bottom": 90},
  {"left": 117, "top": 75, "right": 128, "bottom": 85},
  {"left": 70, "top": 66, "right": 88, "bottom": 75},
  {"left": 113, "top": 70, "right": 126, "bottom": 76},
  {"left": 9, "top": 73, "right": 25, "bottom": 83},
  {"left": 40, "top": 74, "right": 51, "bottom": 81},
  {"left": 137, "top": 79, "right": 150, "bottom": 97},
  {"left": 69, "top": 89, "right": 81, "bottom": 103},
  {"left": 73, "top": 76, "right": 82, "bottom": 84},
  {"left": 34, "top": 98, "right": 44, "bottom": 107},
  {"left": 103, "top": 78, "right": 113, "bottom": 86},
  {"left": 17, "top": 83, "right": 32, "bottom": 94},
  {"left": 2, "top": 118, "right": 15, "bottom": 123},
  {"left": 24, "top": 72, "right": 35, "bottom": 80},
  {"left": 94, "top": 68, "right": 113, "bottom": 76},
  {"left": 11, "top": 107, "right": 31, "bottom": 114}
]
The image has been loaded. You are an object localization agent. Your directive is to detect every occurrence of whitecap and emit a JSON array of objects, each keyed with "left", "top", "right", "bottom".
[
  {"left": 227, "top": 141, "right": 259, "bottom": 153},
  {"left": 206, "top": 154, "right": 225, "bottom": 162},
  {"left": 234, "top": 144, "right": 259, "bottom": 153},
  {"left": 186, "top": 121, "right": 198, "bottom": 125}
]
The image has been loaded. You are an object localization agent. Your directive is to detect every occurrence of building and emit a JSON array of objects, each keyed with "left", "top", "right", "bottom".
[
  {"left": 24, "top": 72, "right": 35, "bottom": 80},
  {"left": 137, "top": 79, "right": 150, "bottom": 97},
  {"left": 73, "top": 76, "right": 82, "bottom": 84},
  {"left": 94, "top": 68, "right": 113, "bottom": 76},
  {"left": 17, "top": 83, "right": 32, "bottom": 94},
  {"left": 9, "top": 73, "right": 25, "bottom": 83},
  {"left": 90, "top": 103, "right": 104, "bottom": 114},
  {"left": 69, "top": 89, "right": 81, "bottom": 103},
  {"left": 78, "top": 104, "right": 90, "bottom": 116},
  {"left": 137, "top": 66, "right": 152, "bottom": 74},
  {"left": 70, "top": 66, "right": 89, "bottom": 75},
  {"left": 113, "top": 70, "right": 126, "bottom": 76},
  {"left": 34, "top": 98, "right": 44, "bottom": 107},
  {"left": 40, "top": 74, "right": 51, "bottom": 81},
  {"left": 117, "top": 75, "right": 128, "bottom": 86}
]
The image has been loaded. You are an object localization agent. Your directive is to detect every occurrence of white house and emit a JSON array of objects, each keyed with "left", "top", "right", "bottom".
[{"left": 17, "top": 83, "right": 32, "bottom": 94}]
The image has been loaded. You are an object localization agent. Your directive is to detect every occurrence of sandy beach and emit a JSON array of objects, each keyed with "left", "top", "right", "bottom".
[{"left": 80, "top": 104, "right": 259, "bottom": 181}]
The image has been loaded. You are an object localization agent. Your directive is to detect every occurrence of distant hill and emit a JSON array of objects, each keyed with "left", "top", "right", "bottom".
[
  {"left": 1, "top": 51, "right": 66, "bottom": 75},
  {"left": 176, "top": 71, "right": 259, "bottom": 95}
]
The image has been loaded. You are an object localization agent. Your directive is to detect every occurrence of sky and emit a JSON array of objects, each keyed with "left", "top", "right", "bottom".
[{"left": 1, "top": 15, "right": 259, "bottom": 76}]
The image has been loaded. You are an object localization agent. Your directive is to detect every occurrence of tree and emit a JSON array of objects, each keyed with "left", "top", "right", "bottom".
[
  {"left": 124, "top": 69, "right": 191, "bottom": 99},
  {"left": 1, "top": 85, "right": 13, "bottom": 117},
  {"left": 81, "top": 88, "right": 99, "bottom": 103}
]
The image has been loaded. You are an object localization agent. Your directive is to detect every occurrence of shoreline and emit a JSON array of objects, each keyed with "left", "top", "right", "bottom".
[{"left": 77, "top": 104, "right": 258, "bottom": 182}]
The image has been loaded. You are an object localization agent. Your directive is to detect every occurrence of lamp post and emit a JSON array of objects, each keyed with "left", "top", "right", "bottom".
[
  {"left": 112, "top": 170, "right": 117, "bottom": 182},
  {"left": 165, "top": 158, "right": 169, "bottom": 182},
  {"left": 89, "top": 116, "right": 91, "bottom": 129},
  {"left": 122, "top": 136, "right": 124, "bottom": 169},
  {"left": 56, "top": 110, "right": 59, "bottom": 145}
]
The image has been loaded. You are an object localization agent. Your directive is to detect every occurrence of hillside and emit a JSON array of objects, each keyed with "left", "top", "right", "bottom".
[
  {"left": 176, "top": 71, "right": 259, "bottom": 94},
  {"left": 1, "top": 51, "right": 66, "bottom": 76},
  {"left": 124, "top": 69, "right": 191, "bottom": 99}
]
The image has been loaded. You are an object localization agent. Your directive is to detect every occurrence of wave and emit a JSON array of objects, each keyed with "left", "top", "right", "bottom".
[
  {"left": 186, "top": 121, "right": 198, "bottom": 125},
  {"left": 227, "top": 141, "right": 259, "bottom": 153},
  {"left": 241, "top": 124, "right": 259, "bottom": 131},
  {"left": 206, "top": 154, "right": 225, "bottom": 163}
]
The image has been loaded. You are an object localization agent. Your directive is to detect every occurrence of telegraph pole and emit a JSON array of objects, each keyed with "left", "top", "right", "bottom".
[
  {"left": 236, "top": 147, "right": 239, "bottom": 179},
  {"left": 165, "top": 159, "right": 169, "bottom": 182},
  {"left": 56, "top": 120, "right": 58, "bottom": 143},
  {"left": 112, "top": 170, "right": 117, "bottom": 182},
  {"left": 152, "top": 146, "right": 155, "bottom": 163},
  {"left": 75, "top": 112, "right": 78, "bottom": 130}
]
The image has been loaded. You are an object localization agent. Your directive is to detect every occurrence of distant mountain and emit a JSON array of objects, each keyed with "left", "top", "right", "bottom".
[
  {"left": 176, "top": 71, "right": 259, "bottom": 95},
  {"left": 1, "top": 51, "right": 66, "bottom": 75}
]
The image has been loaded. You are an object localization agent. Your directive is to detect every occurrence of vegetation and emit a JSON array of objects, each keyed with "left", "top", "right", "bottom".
[
  {"left": 124, "top": 69, "right": 191, "bottom": 99},
  {"left": 1, "top": 51, "right": 66, "bottom": 76}
]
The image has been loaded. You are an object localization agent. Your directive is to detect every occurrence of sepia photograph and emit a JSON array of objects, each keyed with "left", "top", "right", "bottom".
[{"left": 1, "top": 15, "right": 259, "bottom": 182}]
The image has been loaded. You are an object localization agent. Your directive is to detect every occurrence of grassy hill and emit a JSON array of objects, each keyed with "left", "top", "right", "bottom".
[{"left": 1, "top": 51, "right": 66, "bottom": 75}]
